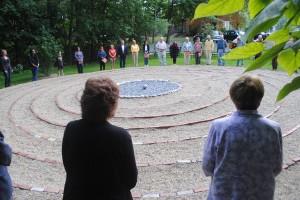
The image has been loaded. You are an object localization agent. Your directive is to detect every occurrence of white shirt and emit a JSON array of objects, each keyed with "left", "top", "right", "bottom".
[
  {"left": 121, "top": 45, "right": 125, "bottom": 53},
  {"left": 156, "top": 41, "right": 167, "bottom": 52}
]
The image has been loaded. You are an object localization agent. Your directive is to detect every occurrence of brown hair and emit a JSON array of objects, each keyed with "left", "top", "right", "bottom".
[
  {"left": 81, "top": 77, "right": 119, "bottom": 122},
  {"left": 229, "top": 75, "right": 264, "bottom": 110}
]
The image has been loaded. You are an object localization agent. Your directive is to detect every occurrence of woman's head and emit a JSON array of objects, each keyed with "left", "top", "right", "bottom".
[
  {"left": 81, "top": 77, "right": 119, "bottom": 122},
  {"left": 100, "top": 46, "right": 104, "bottom": 51},
  {"left": 132, "top": 39, "right": 136, "bottom": 44},
  {"left": 110, "top": 44, "right": 114, "bottom": 49},
  {"left": 230, "top": 75, "right": 264, "bottom": 110},
  {"left": 1, "top": 49, "right": 7, "bottom": 56}
]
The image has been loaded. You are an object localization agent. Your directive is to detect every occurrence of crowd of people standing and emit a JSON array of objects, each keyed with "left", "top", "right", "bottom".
[{"left": 2, "top": 33, "right": 270, "bottom": 88}]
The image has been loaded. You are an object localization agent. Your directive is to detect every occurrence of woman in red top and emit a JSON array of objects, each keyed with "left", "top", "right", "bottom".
[{"left": 109, "top": 44, "right": 117, "bottom": 69}]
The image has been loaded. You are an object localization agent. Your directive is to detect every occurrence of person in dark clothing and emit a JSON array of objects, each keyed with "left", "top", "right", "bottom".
[
  {"left": 97, "top": 46, "right": 107, "bottom": 71},
  {"left": 28, "top": 49, "right": 39, "bottom": 81},
  {"left": 0, "top": 49, "right": 12, "bottom": 87},
  {"left": 62, "top": 77, "right": 138, "bottom": 200},
  {"left": 117, "top": 40, "right": 128, "bottom": 68},
  {"left": 217, "top": 35, "right": 227, "bottom": 66},
  {"left": 0, "top": 131, "right": 13, "bottom": 200},
  {"left": 55, "top": 51, "right": 64, "bottom": 76},
  {"left": 143, "top": 40, "right": 150, "bottom": 67},
  {"left": 272, "top": 56, "right": 278, "bottom": 71},
  {"left": 169, "top": 41, "right": 180, "bottom": 64}
]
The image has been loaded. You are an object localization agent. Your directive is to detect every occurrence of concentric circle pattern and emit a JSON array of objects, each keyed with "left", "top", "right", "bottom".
[{"left": 1, "top": 66, "right": 300, "bottom": 199}]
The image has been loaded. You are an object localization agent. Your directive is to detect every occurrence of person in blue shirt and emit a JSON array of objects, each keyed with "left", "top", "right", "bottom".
[
  {"left": 97, "top": 46, "right": 107, "bottom": 71},
  {"left": 202, "top": 75, "right": 282, "bottom": 200},
  {"left": 0, "top": 131, "right": 13, "bottom": 200},
  {"left": 216, "top": 35, "right": 227, "bottom": 66},
  {"left": 74, "top": 47, "right": 84, "bottom": 73},
  {"left": 232, "top": 36, "right": 245, "bottom": 66}
]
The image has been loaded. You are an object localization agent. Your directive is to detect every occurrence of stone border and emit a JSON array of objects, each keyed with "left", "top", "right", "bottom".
[
  {"left": 11, "top": 115, "right": 297, "bottom": 171},
  {"left": 55, "top": 88, "right": 229, "bottom": 118},
  {"left": 11, "top": 157, "right": 300, "bottom": 197}
]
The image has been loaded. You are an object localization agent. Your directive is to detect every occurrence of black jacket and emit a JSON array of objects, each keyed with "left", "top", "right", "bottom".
[
  {"left": 169, "top": 43, "right": 179, "bottom": 58},
  {"left": 28, "top": 53, "right": 39, "bottom": 67},
  {"left": 143, "top": 44, "right": 150, "bottom": 53},
  {"left": 117, "top": 45, "right": 128, "bottom": 58},
  {"left": 62, "top": 119, "right": 138, "bottom": 200},
  {"left": 0, "top": 57, "right": 12, "bottom": 72}
]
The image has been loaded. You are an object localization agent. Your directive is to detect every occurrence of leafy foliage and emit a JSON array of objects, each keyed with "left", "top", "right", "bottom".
[{"left": 194, "top": 0, "right": 300, "bottom": 100}]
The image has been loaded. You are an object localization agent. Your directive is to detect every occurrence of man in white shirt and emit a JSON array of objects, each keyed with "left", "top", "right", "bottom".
[
  {"left": 182, "top": 37, "right": 193, "bottom": 65},
  {"left": 155, "top": 37, "right": 167, "bottom": 66}
]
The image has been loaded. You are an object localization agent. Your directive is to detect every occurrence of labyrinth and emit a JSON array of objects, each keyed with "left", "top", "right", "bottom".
[{"left": 0, "top": 66, "right": 300, "bottom": 199}]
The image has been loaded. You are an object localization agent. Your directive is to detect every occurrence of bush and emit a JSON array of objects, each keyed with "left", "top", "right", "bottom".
[{"left": 13, "top": 64, "right": 24, "bottom": 74}]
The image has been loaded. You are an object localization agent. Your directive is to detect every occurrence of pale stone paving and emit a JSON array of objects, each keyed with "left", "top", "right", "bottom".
[{"left": 0, "top": 66, "right": 299, "bottom": 199}]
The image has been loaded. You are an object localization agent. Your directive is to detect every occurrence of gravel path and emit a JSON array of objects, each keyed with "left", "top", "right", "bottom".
[{"left": 0, "top": 66, "right": 299, "bottom": 199}]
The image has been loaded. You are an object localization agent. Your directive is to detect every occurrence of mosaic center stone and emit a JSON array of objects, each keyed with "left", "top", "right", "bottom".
[{"left": 119, "top": 80, "right": 181, "bottom": 98}]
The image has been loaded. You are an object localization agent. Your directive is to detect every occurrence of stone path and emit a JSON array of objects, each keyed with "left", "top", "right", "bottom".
[{"left": 0, "top": 66, "right": 299, "bottom": 199}]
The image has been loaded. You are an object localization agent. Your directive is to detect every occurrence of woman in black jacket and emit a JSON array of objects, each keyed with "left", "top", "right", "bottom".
[
  {"left": 0, "top": 49, "right": 12, "bottom": 87},
  {"left": 169, "top": 41, "right": 180, "bottom": 64},
  {"left": 62, "top": 77, "right": 138, "bottom": 200},
  {"left": 143, "top": 40, "right": 150, "bottom": 67}
]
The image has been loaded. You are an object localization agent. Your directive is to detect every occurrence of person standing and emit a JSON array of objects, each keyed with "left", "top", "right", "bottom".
[
  {"left": 155, "top": 37, "right": 167, "bottom": 66},
  {"left": 194, "top": 37, "right": 202, "bottom": 65},
  {"left": 0, "top": 49, "right": 12, "bottom": 87},
  {"left": 233, "top": 36, "right": 245, "bottom": 66},
  {"left": 131, "top": 39, "right": 140, "bottom": 67},
  {"left": 75, "top": 47, "right": 84, "bottom": 73},
  {"left": 169, "top": 41, "right": 179, "bottom": 64},
  {"left": 254, "top": 35, "right": 264, "bottom": 59},
  {"left": 0, "top": 131, "right": 13, "bottom": 200},
  {"left": 109, "top": 44, "right": 117, "bottom": 69},
  {"left": 204, "top": 35, "right": 214, "bottom": 65},
  {"left": 217, "top": 35, "right": 227, "bottom": 66},
  {"left": 182, "top": 37, "right": 193, "bottom": 65},
  {"left": 202, "top": 75, "right": 282, "bottom": 200},
  {"left": 62, "top": 77, "right": 138, "bottom": 200},
  {"left": 55, "top": 51, "right": 64, "bottom": 76},
  {"left": 143, "top": 40, "right": 150, "bottom": 67},
  {"left": 117, "top": 40, "right": 128, "bottom": 68},
  {"left": 97, "top": 46, "right": 107, "bottom": 71},
  {"left": 28, "top": 49, "right": 40, "bottom": 81}
]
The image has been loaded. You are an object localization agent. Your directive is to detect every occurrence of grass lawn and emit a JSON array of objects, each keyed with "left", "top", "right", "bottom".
[{"left": 0, "top": 53, "right": 274, "bottom": 89}]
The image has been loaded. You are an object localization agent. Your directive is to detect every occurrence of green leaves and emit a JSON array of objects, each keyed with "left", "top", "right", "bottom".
[
  {"left": 277, "top": 76, "right": 300, "bottom": 101},
  {"left": 245, "top": 43, "right": 286, "bottom": 72},
  {"left": 265, "top": 29, "right": 290, "bottom": 45},
  {"left": 248, "top": 0, "right": 272, "bottom": 19},
  {"left": 278, "top": 49, "right": 300, "bottom": 75},
  {"left": 194, "top": 0, "right": 244, "bottom": 19},
  {"left": 223, "top": 42, "right": 264, "bottom": 60},
  {"left": 246, "top": 0, "right": 289, "bottom": 41}
]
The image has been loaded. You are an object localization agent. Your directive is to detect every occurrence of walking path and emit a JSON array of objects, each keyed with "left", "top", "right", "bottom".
[{"left": 0, "top": 66, "right": 299, "bottom": 199}]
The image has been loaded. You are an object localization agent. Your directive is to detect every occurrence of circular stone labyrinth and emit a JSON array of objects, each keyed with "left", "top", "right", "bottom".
[{"left": 0, "top": 66, "right": 300, "bottom": 200}]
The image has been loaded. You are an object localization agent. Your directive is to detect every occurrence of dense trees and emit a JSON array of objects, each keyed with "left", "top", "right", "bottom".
[{"left": 1, "top": 0, "right": 190, "bottom": 71}]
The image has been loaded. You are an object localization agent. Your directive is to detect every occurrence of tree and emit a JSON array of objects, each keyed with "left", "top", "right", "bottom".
[{"left": 194, "top": 0, "right": 300, "bottom": 101}]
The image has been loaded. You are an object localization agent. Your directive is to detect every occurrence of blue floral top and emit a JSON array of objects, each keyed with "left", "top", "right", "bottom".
[{"left": 202, "top": 110, "right": 282, "bottom": 200}]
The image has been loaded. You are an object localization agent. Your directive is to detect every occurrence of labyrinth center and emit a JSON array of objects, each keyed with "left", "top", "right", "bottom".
[{"left": 0, "top": 66, "right": 300, "bottom": 199}]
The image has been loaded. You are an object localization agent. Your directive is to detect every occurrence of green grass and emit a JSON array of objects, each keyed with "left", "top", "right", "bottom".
[{"left": 0, "top": 53, "right": 274, "bottom": 89}]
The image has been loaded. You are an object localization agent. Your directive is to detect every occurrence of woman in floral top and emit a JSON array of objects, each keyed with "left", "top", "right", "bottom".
[{"left": 203, "top": 75, "right": 282, "bottom": 200}]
